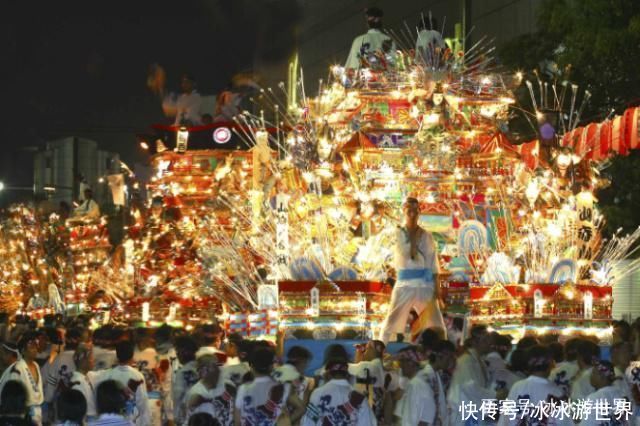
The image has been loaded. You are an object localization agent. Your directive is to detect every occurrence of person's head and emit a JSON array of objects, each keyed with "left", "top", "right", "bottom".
[
  {"left": 74, "top": 343, "right": 94, "bottom": 373},
  {"left": 84, "top": 188, "right": 93, "bottom": 200},
  {"left": 155, "top": 324, "right": 173, "bottom": 346},
  {"left": 396, "top": 346, "right": 422, "bottom": 378},
  {"left": 547, "top": 342, "right": 564, "bottom": 364},
  {"left": 0, "top": 342, "right": 19, "bottom": 367},
  {"left": 323, "top": 344, "right": 349, "bottom": 366},
  {"left": 115, "top": 340, "right": 135, "bottom": 364},
  {"left": 469, "top": 325, "right": 492, "bottom": 355},
  {"left": 199, "top": 324, "right": 224, "bottom": 349},
  {"left": 249, "top": 347, "right": 276, "bottom": 376},
  {"left": 509, "top": 348, "right": 528, "bottom": 374},
  {"left": 403, "top": 197, "right": 420, "bottom": 227},
  {"left": 613, "top": 320, "right": 632, "bottom": 344},
  {"left": 181, "top": 74, "right": 196, "bottom": 94},
  {"left": 325, "top": 358, "right": 350, "bottom": 380},
  {"left": 564, "top": 337, "right": 581, "bottom": 362},
  {"left": 196, "top": 354, "right": 222, "bottom": 387},
  {"left": 611, "top": 341, "right": 633, "bottom": 370},
  {"left": 188, "top": 412, "right": 222, "bottom": 426},
  {"left": 17, "top": 331, "right": 40, "bottom": 361},
  {"left": 362, "top": 340, "right": 385, "bottom": 361},
  {"left": 429, "top": 339, "right": 456, "bottom": 372},
  {"left": 492, "top": 334, "right": 512, "bottom": 359},
  {"left": 417, "top": 15, "right": 439, "bottom": 32},
  {"left": 175, "top": 335, "right": 198, "bottom": 365},
  {"left": 0, "top": 380, "right": 27, "bottom": 416},
  {"left": 576, "top": 340, "right": 600, "bottom": 369},
  {"left": 135, "top": 328, "right": 155, "bottom": 350},
  {"left": 365, "top": 7, "right": 384, "bottom": 30},
  {"left": 516, "top": 336, "right": 539, "bottom": 351},
  {"left": 56, "top": 389, "right": 87, "bottom": 424},
  {"left": 526, "top": 345, "right": 553, "bottom": 376},
  {"left": 590, "top": 359, "right": 616, "bottom": 390},
  {"left": 96, "top": 380, "right": 127, "bottom": 416},
  {"left": 419, "top": 328, "right": 440, "bottom": 356},
  {"left": 286, "top": 346, "right": 313, "bottom": 373},
  {"left": 65, "top": 327, "right": 84, "bottom": 351},
  {"left": 225, "top": 333, "right": 243, "bottom": 358}
]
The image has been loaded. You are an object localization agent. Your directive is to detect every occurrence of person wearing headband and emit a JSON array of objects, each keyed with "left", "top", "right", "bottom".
[
  {"left": 0, "top": 331, "right": 44, "bottom": 424},
  {"left": 393, "top": 346, "right": 436, "bottom": 426},
  {"left": 302, "top": 358, "right": 375, "bottom": 426},
  {"left": 66, "top": 343, "right": 97, "bottom": 421},
  {"left": 344, "top": 7, "right": 395, "bottom": 72},
  {"left": 272, "top": 346, "right": 313, "bottom": 404},
  {"left": 183, "top": 354, "right": 234, "bottom": 425},
  {"left": 379, "top": 197, "right": 445, "bottom": 344},
  {"left": 580, "top": 360, "right": 631, "bottom": 426},
  {"left": 498, "top": 345, "right": 568, "bottom": 426}
]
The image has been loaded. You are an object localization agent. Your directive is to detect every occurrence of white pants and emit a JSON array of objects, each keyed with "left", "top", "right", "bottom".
[{"left": 379, "top": 282, "right": 443, "bottom": 343}]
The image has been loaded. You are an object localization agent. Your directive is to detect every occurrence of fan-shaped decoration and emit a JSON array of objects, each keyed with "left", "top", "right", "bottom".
[
  {"left": 289, "top": 257, "right": 324, "bottom": 281},
  {"left": 328, "top": 266, "right": 359, "bottom": 281},
  {"left": 549, "top": 259, "right": 577, "bottom": 284},
  {"left": 481, "top": 253, "right": 517, "bottom": 285},
  {"left": 458, "top": 220, "right": 488, "bottom": 255}
]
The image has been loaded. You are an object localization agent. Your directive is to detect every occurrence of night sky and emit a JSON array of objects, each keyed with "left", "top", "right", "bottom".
[{"left": 1, "top": 0, "right": 299, "bottom": 192}]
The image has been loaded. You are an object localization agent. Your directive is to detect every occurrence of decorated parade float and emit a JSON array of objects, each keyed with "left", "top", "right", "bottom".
[{"left": 2, "top": 27, "right": 640, "bottom": 344}]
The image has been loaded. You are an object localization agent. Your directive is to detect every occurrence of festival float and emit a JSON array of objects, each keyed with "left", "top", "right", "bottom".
[{"left": 2, "top": 26, "right": 640, "bottom": 344}]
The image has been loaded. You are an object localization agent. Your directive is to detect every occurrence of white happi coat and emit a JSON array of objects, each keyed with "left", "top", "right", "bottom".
[
  {"left": 172, "top": 360, "right": 199, "bottom": 425},
  {"left": 498, "top": 376, "right": 570, "bottom": 426},
  {"left": 236, "top": 376, "right": 290, "bottom": 426},
  {"left": 95, "top": 365, "right": 150, "bottom": 426},
  {"left": 0, "top": 359, "right": 44, "bottom": 423},
  {"left": 345, "top": 29, "right": 395, "bottom": 70},
  {"left": 572, "top": 367, "right": 596, "bottom": 400},
  {"left": 222, "top": 361, "right": 251, "bottom": 388},
  {"left": 417, "top": 364, "right": 449, "bottom": 426},
  {"left": 184, "top": 380, "right": 236, "bottom": 426},
  {"left": 45, "top": 349, "right": 75, "bottom": 402},
  {"left": 581, "top": 385, "right": 631, "bottom": 426},
  {"left": 549, "top": 360, "right": 580, "bottom": 398},
  {"left": 394, "top": 373, "right": 436, "bottom": 426},
  {"left": 93, "top": 346, "right": 118, "bottom": 371},
  {"left": 302, "top": 379, "right": 376, "bottom": 426},
  {"left": 69, "top": 371, "right": 98, "bottom": 417},
  {"left": 448, "top": 349, "right": 495, "bottom": 425},
  {"left": 349, "top": 358, "right": 396, "bottom": 420}
]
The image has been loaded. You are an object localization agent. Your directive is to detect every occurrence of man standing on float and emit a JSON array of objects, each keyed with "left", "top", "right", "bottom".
[{"left": 379, "top": 197, "right": 445, "bottom": 343}]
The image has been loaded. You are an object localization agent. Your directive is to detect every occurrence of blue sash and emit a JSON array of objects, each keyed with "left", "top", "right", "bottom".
[{"left": 397, "top": 268, "right": 434, "bottom": 282}]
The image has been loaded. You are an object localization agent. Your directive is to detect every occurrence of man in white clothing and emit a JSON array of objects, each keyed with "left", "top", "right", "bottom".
[
  {"left": 448, "top": 325, "right": 497, "bottom": 426},
  {"left": 498, "top": 345, "right": 570, "bottom": 426},
  {"left": 394, "top": 345, "right": 434, "bottom": 426},
  {"left": 94, "top": 341, "right": 150, "bottom": 426},
  {"left": 184, "top": 354, "right": 235, "bottom": 426},
  {"left": 73, "top": 188, "right": 100, "bottom": 219},
  {"left": 70, "top": 343, "right": 98, "bottom": 420},
  {"left": 172, "top": 336, "right": 200, "bottom": 425},
  {"left": 349, "top": 340, "right": 394, "bottom": 422},
  {"left": 414, "top": 16, "right": 447, "bottom": 66},
  {"left": 344, "top": 7, "right": 395, "bottom": 72},
  {"left": 418, "top": 339, "right": 456, "bottom": 426},
  {"left": 161, "top": 74, "right": 203, "bottom": 126},
  {"left": 303, "top": 359, "right": 375, "bottom": 426},
  {"left": 379, "top": 197, "right": 445, "bottom": 343},
  {"left": 581, "top": 360, "right": 632, "bottom": 426},
  {"left": 548, "top": 337, "right": 581, "bottom": 398},
  {"left": 571, "top": 340, "right": 600, "bottom": 400}
]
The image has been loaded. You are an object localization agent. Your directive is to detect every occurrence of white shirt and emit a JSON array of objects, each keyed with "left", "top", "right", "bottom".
[
  {"left": 222, "top": 361, "right": 251, "bottom": 388},
  {"left": 572, "top": 367, "right": 596, "bottom": 400},
  {"left": 395, "top": 373, "right": 436, "bottom": 426},
  {"left": 0, "top": 359, "right": 44, "bottom": 409},
  {"left": 417, "top": 364, "right": 449, "bottom": 426},
  {"left": 498, "top": 376, "right": 569, "bottom": 426},
  {"left": 70, "top": 371, "right": 98, "bottom": 416},
  {"left": 162, "top": 91, "right": 203, "bottom": 125},
  {"left": 345, "top": 29, "right": 395, "bottom": 70},
  {"left": 45, "top": 349, "right": 76, "bottom": 402},
  {"left": 93, "top": 346, "right": 117, "bottom": 371},
  {"left": 581, "top": 385, "right": 630, "bottom": 426},
  {"left": 486, "top": 352, "right": 522, "bottom": 394},
  {"left": 184, "top": 380, "right": 235, "bottom": 426},
  {"left": 74, "top": 199, "right": 100, "bottom": 219},
  {"left": 172, "top": 360, "right": 199, "bottom": 424},
  {"left": 95, "top": 365, "right": 150, "bottom": 426},
  {"left": 348, "top": 358, "right": 394, "bottom": 419},
  {"left": 549, "top": 360, "right": 580, "bottom": 398},
  {"left": 302, "top": 379, "right": 376, "bottom": 426},
  {"left": 395, "top": 227, "right": 439, "bottom": 287},
  {"left": 448, "top": 349, "right": 495, "bottom": 425},
  {"left": 236, "top": 376, "right": 290, "bottom": 426}
]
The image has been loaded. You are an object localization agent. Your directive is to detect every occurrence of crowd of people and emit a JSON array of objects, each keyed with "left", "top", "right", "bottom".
[{"left": 0, "top": 314, "right": 638, "bottom": 426}]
